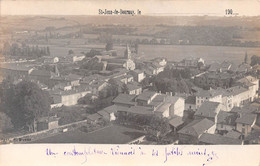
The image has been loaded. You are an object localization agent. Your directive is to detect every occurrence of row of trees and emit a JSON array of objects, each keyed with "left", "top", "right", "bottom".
[{"left": 2, "top": 42, "right": 50, "bottom": 58}]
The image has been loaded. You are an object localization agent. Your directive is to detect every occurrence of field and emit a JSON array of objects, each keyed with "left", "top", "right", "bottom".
[
  {"left": 139, "top": 44, "right": 260, "bottom": 65},
  {"left": 30, "top": 125, "right": 144, "bottom": 144}
]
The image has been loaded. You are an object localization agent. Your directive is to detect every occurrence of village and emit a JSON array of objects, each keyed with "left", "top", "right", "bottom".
[{"left": 1, "top": 38, "right": 260, "bottom": 145}]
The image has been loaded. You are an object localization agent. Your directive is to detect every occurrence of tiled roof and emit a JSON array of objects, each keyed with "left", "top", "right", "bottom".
[
  {"left": 49, "top": 86, "right": 91, "bottom": 96},
  {"left": 195, "top": 89, "right": 220, "bottom": 98},
  {"left": 225, "top": 130, "right": 241, "bottom": 139},
  {"left": 194, "top": 101, "right": 221, "bottom": 118},
  {"left": 87, "top": 113, "right": 102, "bottom": 121},
  {"left": 112, "top": 93, "right": 137, "bottom": 105},
  {"left": 226, "top": 86, "right": 248, "bottom": 96},
  {"left": 97, "top": 110, "right": 109, "bottom": 117},
  {"left": 126, "top": 106, "right": 154, "bottom": 115},
  {"left": 30, "top": 70, "right": 54, "bottom": 77},
  {"left": 217, "top": 111, "right": 238, "bottom": 126},
  {"left": 199, "top": 133, "right": 242, "bottom": 145},
  {"left": 136, "top": 91, "right": 157, "bottom": 101},
  {"left": 102, "top": 105, "right": 119, "bottom": 114},
  {"left": 127, "top": 83, "right": 142, "bottom": 91},
  {"left": 169, "top": 116, "right": 184, "bottom": 127},
  {"left": 235, "top": 113, "right": 257, "bottom": 125},
  {"left": 208, "top": 62, "right": 221, "bottom": 72},
  {"left": 155, "top": 103, "right": 171, "bottom": 113},
  {"left": 1, "top": 64, "right": 32, "bottom": 72},
  {"left": 178, "top": 118, "right": 215, "bottom": 137},
  {"left": 245, "top": 129, "right": 260, "bottom": 141}
]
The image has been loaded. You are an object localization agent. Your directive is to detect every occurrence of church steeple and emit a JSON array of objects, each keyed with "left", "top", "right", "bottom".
[{"left": 124, "top": 44, "right": 131, "bottom": 59}]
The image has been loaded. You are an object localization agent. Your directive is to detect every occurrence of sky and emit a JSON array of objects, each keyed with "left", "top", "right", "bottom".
[{"left": 1, "top": 0, "right": 260, "bottom": 16}]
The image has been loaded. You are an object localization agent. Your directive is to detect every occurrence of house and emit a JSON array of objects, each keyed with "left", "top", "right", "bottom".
[
  {"left": 106, "top": 58, "right": 136, "bottom": 71},
  {"left": 225, "top": 130, "right": 242, "bottom": 139},
  {"left": 236, "top": 63, "right": 252, "bottom": 74},
  {"left": 97, "top": 105, "right": 118, "bottom": 121},
  {"left": 29, "top": 69, "right": 56, "bottom": 85},
  {"left": 136, "top": 91, "right": 185, "bottom": 117},
  {"left": 115, "top": 74, "right": 134, "bottom": 84},
  {"left": 64, "top": 74, "right": 82, "bottom": 86},
  {"left": 185, "top": 95, "right": 196, "bottom": 111},
  {"left": 169, "top": 116, "right": 184, "bottom": 132},
  {"left": 125, "top": 106, "right": 154, "bottom": 116},
  {"left": 129, "top": 69, "right": 146, "bottom": 82},
  {"left": 194, "top": 101, "right": 221, "bottom": 122},
  {"left": 1, "top": 64, "right": 34, "bottom": 80},
  {"left": 112, "top": 93, "right": 137, "bottom": 108},
  {"left": 126, "top": 83, "right": 142, "bottom": 95},
  {"left": 113, "top": 91, "right": 185, "bottom": 118},
  {"left": 105, "top": 46, "right": 135, "bottom": 71},
  {"left": 87, "top": 113, "right": 102, "bottom": 124},
  {"left": 44, "top": 56, "right": 59, "bottom": 64},
  {"left": 220, "top": 61, "right": 233, "bottom": 72},
  {"left": 50, "top": 86, "right": 91, "bottom": 106},
  {"left": 236, "top": 75, "right": 259, "bottom": 101},
  {"left": 53, "top": 82, "right": 72, "bottom": 91},
  {"left": 165, "top": 95, "right": 185, "bottom": 117},
  {"left": 81, "top": 74, "right": 108, "bottom": 94},
  {"left": 216, "top": 87, "right": 233, "bottom": 111},
  {"left": 194, "top": 72, "right": 234, "bottom": 89},
  {"left": 195, "top": 89, "right": 222, "bottom": 108},
  {"left": 226, "top": 86, "right": 251, "bottom": 107},
  {"left": 216, "top": 111, "right": 238, "bottom": 134},
  {"left": 59, "top": 54, "right": 86, "bottom": 63},
  {"left": 244, "top": 129, "right": 260, "bottom": 144},
  {"left": 235, "top": 113, "right": 257, "bottom": 137},
  {"left": 182, "top": 57, "right": 205, "bottom": 68},
  {"left": 198, "top": 133, "right": 243, "bottom": 145},
  {"left": 178, "top": 118, "right": 215, "bottom": 144},
  {"left": 208, "top": 62, "right": 221, "bottom": 72},
  {"left": 37, "top": 116, "right": 60, "bottom": 131},
  {"left": 135, "top": 91, "right": 158, "bottom": 106}
]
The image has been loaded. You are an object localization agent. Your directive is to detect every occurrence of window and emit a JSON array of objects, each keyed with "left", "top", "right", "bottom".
[
  {"left": 221, "top": 123, "right": 223, "bottom": 128},
  {"left": 242, "top": 124, "right": 245, "bottom": 127}
]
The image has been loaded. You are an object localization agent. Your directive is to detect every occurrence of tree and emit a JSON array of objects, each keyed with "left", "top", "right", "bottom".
[
  {"left": 0, "top": 112, "right": 13, "bottom": 132},
  {"left": 85, "top": 49, "right": 102, "bottom": 58},
  {"left": 146, "top": 116, "right": 171, "bottom": 141},
  {"left": 105, "top": 41, "right": 113, "bottom": 51},
  {"left": 250, "top": 55, "right": 260, "bottom": 66},
  {"left": 107, "top": 79, "right": 119, "bottom": 97},
  {"left": 1, "top": 81, "right": 51, "bottom": 132}
]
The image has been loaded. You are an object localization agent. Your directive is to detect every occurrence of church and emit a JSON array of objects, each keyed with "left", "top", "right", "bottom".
[{"left": 104, "top": 44, "right": 136, "bottom": 71}]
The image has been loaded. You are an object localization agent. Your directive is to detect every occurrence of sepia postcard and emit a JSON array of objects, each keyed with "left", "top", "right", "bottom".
[{"left": 0, "top": 0, "right": 260, "bottom": 165}]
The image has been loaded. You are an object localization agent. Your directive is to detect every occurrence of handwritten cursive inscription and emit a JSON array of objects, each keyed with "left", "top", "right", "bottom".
[{"left": 46, "top": 145, "right": 218, "bottom": 165}]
